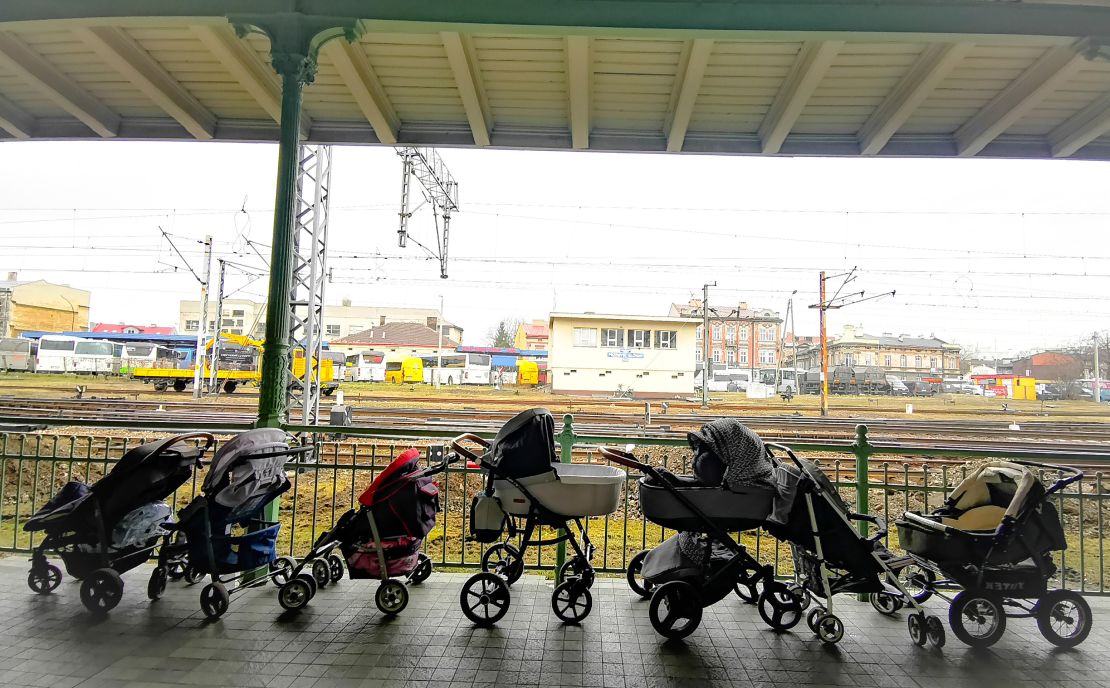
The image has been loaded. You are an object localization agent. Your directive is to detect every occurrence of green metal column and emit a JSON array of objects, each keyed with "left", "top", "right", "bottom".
[
  {"left": 853, "top": 423, "right": 872, "bottom": 535},
  {"left": 554, "top": 414, "right": 576, "bottom": 574}
]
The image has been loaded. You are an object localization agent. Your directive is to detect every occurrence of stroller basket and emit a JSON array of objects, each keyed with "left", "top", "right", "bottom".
[
  {"left": 638, "top": 478, "right": 774, "bottom": 531},
  {"left": 344, "top": 536, "right": 422, "bottom": 578},
  {"left": 184, "top": 522, "right": 280, "bottom": 575},
  {"left": 494, "top": 463, "right": 624, "bottom": 517}
]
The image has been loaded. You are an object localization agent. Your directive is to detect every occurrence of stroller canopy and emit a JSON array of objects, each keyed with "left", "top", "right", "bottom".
[
  {"left": 489, "top": 408, "right": 557, "bottom": 480},
  {"left": 359, "top": 448, "right": 421, "bottom": 507},
  {"left": 942, "top": 461, "right": 1042, "bottom": 531},
  {"left": 202, "top": 429, "right": 292, "bottom": 510},
  {"left": 687, "top": 419, "right": 774, "bottom": 490}
]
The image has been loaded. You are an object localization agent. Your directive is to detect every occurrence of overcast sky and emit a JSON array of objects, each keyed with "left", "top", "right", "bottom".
[{"left": 2, "top": 140, "right": 1108, "bottom": 357}]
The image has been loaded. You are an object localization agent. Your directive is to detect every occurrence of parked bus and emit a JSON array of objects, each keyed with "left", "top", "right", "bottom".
[
  {"left": 420, "top": 353, "right": 492, "bottom": 385},
  {"left": 517, "top": 359, "right": 539, "bottom": 385},
  {"left": 35, "top": 335, "right": 81, "bottom": 373},
  {"left": 121, "top": 343, "right": 177, "bottom": 374},
  {"left": 0, "top": 337, "right": 37, "bottom": 372},
  {"left": 72, "top": 339, "right": 116, "bottom": 374},
  {"left": 346, "top": 350, "right": 386, "bottom": 382},
  {"left": 385, "top": 357, "right": 423, "bottom": 384},
  {"left": 322, "top": 351, "right": 349, "bottom": 382}
]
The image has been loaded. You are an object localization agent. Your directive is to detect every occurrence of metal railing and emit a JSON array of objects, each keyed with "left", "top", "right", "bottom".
[{"left": 2, "top": 415, "right": 1108, "bottom": 593}]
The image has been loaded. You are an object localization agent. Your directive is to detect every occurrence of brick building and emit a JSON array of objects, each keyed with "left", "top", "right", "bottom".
[
  {"left": 0, "top": 276, "right": 90, "bottom": 338},
  {"left": 669, "top": 299, "right": 783, "bottom": 372},
  {"left": 1010, "top": 351, "right": 1083, "bottom": 381}
]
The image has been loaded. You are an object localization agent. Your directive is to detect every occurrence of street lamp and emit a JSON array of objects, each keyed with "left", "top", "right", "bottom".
[{"left": 59, "top": 295, "right": 77, "bottom": 331}]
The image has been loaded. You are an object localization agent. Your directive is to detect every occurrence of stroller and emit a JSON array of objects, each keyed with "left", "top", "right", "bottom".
[
  {"left": 895, "top": 460, "right": 1091, "bottom": 648},
  {"left": 451, "top": 408, "right": 625, "bottom": 626},
  {"left": 763, "top": 447, "right": 946, "bottom": 646},
  {"left": 276, "top": 446, "right": 452, "bottom": 616},
  {"left": 599, "top": 420, "right": 779, "bottom": 641},
  {"left": 163, "top": 428, "right": 312, "bottom": 619},
  {"left": 24, "top": 433, "right": 214, "bottom": 613}
]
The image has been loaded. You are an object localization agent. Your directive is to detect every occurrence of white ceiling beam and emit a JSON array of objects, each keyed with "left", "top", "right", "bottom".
[
  {"left": 441, "top": 31, "right": 491, "bottom": 146},
  {"left": 1048, "top": 92, "right": 1110, "bottom": 157},
  {"left": 0, "top": 30, "right": 118, "bottom": 137},
  {"left": 323, "top": 39, "right": 398, "bottom": 144},
  {"left": 759, "top": 41, "right": 842, "bottom": 154},
  {"left": 76, "top": 26, "right": 215, "bottom": 140},
  {"left": 0, "top": 93, "right": 33, "bottom": 138},
  {"left": 566, "top": 35, "right": 591, "bottom": 149},
  {"left": 956, "top": 43, "right": 1086, "bottom": 157},
  {"left": 192, "top": 24, "right": 312, "bottom": 136},
  {"left": 858, "top": 42, "right": 971, "bottom": 155},
  {"left": 665, "top": 39, "right": 713, "bottom": 153}
]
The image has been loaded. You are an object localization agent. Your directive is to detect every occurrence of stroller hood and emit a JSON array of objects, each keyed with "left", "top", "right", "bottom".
[
  {"left": 352, "top": 448, "right": 440, "bottom": 540},
  {"left": 488, "top": 408, "right": 557, "bottom": 480},
  {"left": 358, "top": 448, "right": 421, "bottom": 507},
  {"left": 202, "top": 429, "right": 292, "bottom": 510},
  {"left": 687, "top": 419, "right": 774, "bottom": 490}
]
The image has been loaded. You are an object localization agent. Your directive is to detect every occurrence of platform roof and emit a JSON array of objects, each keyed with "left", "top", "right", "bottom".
[{"left": 3, "top": 1, "right": 1110, "bottom": 158}]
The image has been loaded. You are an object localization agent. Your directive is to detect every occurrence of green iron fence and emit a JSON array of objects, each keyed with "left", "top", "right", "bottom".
[{"left": 2, "top": 415, "right": 1108, "bottom": 593}]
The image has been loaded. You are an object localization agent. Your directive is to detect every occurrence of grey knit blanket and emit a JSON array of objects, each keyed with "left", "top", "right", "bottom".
[{"left": 687, "top": 419, "right": 774, "bottom": 490}]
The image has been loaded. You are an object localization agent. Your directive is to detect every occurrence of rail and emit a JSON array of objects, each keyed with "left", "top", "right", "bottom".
[{"left": 1, "top": 414, "right": 1107, "bottom": 594}]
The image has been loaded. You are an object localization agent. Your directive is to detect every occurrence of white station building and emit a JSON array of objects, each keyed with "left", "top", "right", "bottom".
[{"left": 548, "top": 312, "right": 699, "bottom": 398}]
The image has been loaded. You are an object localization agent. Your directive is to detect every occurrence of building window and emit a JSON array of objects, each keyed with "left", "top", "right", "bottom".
[
  {"left": 185, "top": 320, "right": 199, "bottom": 331},
  {"left": 602, "top": 328, "right": 624, "bottom": 347},
  {"left": 712, "top": 349, "right": 722, "bottom": 363},
  {"left": 759, "top": 325, "right": 774, "bottom": 342},
  {"left": 711, "top": 324, "right": 722, "bottom": 339},
  {"left": 885, "top": 355, "right": 892, "bottom": 367},
  {"left": 865, "top": 354, "right": 874, "bottom": 366},
  {"left": 930, "top": 357, "right": 938, "bottom": 370},
  {"left": 739, "top": 327, "right": 749, "bottom": 341},
  {"left": 573, "top": 327, "right": 598, "bottom": 347},
  {"left": 695, "top": 348, "right": 703, "bottom": 363},
  {"left": 695, "top": 325, "right": 703, "bottom": 340},
  {"left": 900, "top": 354, "right": 907, "bottom": 368},
  {"left": 845, "top": 353, "right": 854, "bottom": 366},
  {"left": 349, "top": 325, "right": 363, "bottom": 334},
  {"left": 759, "top": 349, "right": 776, "bottom": 365},
  {"left": 655, "top": 330, "right": 677, "bottom": 349},
  {"left": 739, "top": 349, "right": 748, "bottom": 365},
  {"left": 324, "top": 325, "right": 341, "bottom": 337},
  {"left": 725, "top": 324, "right": 736, "bottom": 344},
  {"left": 222, "top": 319, "right": 235, "bottom": 327},
  {"left": 727, "top": 350, "right": 735, "bottom": 365},
  {"left": 628, "top": 329, "right": 650, "bottom": 348},
  {"left": 232, "top": 309, "right": 245, "bottom": 317},
  {"left": 915, "top": 355, "right": 922, "bottom": 369}
]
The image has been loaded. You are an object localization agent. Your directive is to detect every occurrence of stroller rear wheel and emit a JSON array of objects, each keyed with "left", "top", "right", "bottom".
[
  {"left": 460, "top": 572, "right": 511, "bottom": 626},
  {"left": 80, "top": 568, "right": 124, "bottom": 613},
  {"left": 375, "top": 580, "right": 409, "bottom": 615},
  {"left": 409, "top": 554, "right": 433, "bottom": 584},
  {"left": 147, "top": 566, "right": 168, "bottom": 601},
  {"left": 482, "top": 543, "right": 524, "bottom": 586},
  {"left": 327, "top": 554, "right": 345, "bottom": 583},
  {"left": 311, "top": 558, "right": 331, "bottom": 588},
  {"left": 183, "top": 563, "right": 205, "bottom": 585},
  {"left": 785, "top": 582, "right": 810, "bottom": 611},
  {"left": 908, "top": 613, "right": 927, "bottom": 646},
  {"left": 806, "top": 607, "right": 826, "bottom": 634},
  {"left": 27, "top": 563, "right": 61, "bottom": 595},
  {"left": 649, "top": 581, "right": 703, "bottom": 640},
  {"left": 734, "top": 578, "right": 759, "bottom": 604},
  {"left": 949, "top": 591, "right": 1006, "bottom": 648},
  {"left": 1036, "top": 589, "right": 1092, "bottom": 648},
  {"left": 896, "top": 563, "right": 936, "bottom": 604},
  {"left": 627, "top": 550, "right": 655, "bottom": 599},
  {"left": 552, "top": 580, "right": 593, "bottom": 624},
  {"left": 869, "top": 591, "right": 903, "bottom": 616},
  {"left": 557, "top": 555, "right": 595, "bottom": 589},
  {"left": 269, "top": 556, "right": 296, "bottom": 586},
  {"left": 925, "top": 615, "right": 946, "bottom": 648},
  {"left": 200, "top": 582, "right": 230, "bottom": 619},
  {"left": 757, "top": 582, "right": 803, "bottom": 631},
  {"left": 278, "top": 576, "right": 314, "bottom": 612}
]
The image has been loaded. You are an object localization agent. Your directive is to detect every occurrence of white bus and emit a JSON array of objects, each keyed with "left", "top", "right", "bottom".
[
  {"left": 0, "top": 337, "right": 37, "bottom": 372},
  {"left": 346, "top": 350, "right": 386, "bottom": 382},
  {"left": 421, "top": 353, "right": 492, "bottom": 385},
  {"left": 35, "top": 335, "right": 81, "bottom": 373},
  {"left": 72, "top": 339, "right": 116, "bottom": 374},
  {"left": 121, "top": 343, "right": 178, "bottom": 372}
]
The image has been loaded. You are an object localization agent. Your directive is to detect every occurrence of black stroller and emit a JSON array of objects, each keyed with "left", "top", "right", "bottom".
[
  {"left": 276, "top": 446, "right": 452, "bottom": 616},
  {"left": 895, "top": 460, "right": 1091, "bottom": 648},
  {"left": 450, "top": 408, "right": 625, "bottom": 626},
  {"left": 24, "top": 433, "right": 214, "bottom": 613},
  {"left": 163, "top": 428, "right": 312, "bottom": 619},
  {"left": 599, "top": 420, "right": 779, "bottom": 641},
  {"left": 763, "top": 448, "right": 946, "bottom": 646}
]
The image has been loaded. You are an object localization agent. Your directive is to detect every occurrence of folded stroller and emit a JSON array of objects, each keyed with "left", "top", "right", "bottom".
[
  {"left": 276, "top": 446, "right": 453, "bottom": 616},
  {"left": 163, "top": 428, "right": 312, "bottom": 619},
  {"left": 895, "top": 460, "right": 1091, "bottom": 648},
  {"left": 599, "top": 420, "right": 779, "bottom": 641},
  {"left": 763, "top": 446, "right": 946, "bottom": 646},
  {"left": 23, "top": 433, "right": 214, "bottom": 613},
  {"left": 451, "top": 408, "right": 625, "bottom": 626}
]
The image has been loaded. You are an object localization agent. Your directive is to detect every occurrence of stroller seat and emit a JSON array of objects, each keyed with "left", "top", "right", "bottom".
[{"left": 940, "top": 505, "right": 1006, "bottom": 532}]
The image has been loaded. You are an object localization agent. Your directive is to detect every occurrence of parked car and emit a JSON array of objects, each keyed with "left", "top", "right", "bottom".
[
  {"left": 886, "top": 375, "right": 910, "bottom": 396},
  {"left": 904, "top": 381, "right": 938, "bottom": 397}
]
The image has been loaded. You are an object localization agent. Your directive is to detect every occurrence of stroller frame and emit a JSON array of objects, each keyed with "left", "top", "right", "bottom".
[
  {"left": 766, "top": 443, "right": 946, "bottom": 646},
  {"left": 452, "top": 433, "right": 600, "bottom": 626},
  {"left": 598, "top": 446, "right": 775, "bottom": 640},
  {"left": 894, "top": 460, "right": 1091, "bottom": 648}
]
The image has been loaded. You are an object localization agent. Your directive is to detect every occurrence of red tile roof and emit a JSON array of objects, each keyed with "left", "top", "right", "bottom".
[{"left": 334, "top": 322, "right": 460, "bottom": 348}]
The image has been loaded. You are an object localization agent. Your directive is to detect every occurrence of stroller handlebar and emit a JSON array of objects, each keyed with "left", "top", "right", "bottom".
[
  {"left": 848, "top": 511, "right": 888, "bottom": 542},
  {"left": 1006, "top": 460, "right": 1085, "bottom": 496},
  {"left": 449, "top": 433, "right": 490, "bottom": 462},
  {"left": 597, "top": 446, "right": 653, "bottom": 473}
]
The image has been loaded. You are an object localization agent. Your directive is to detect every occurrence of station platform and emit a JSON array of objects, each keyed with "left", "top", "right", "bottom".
[{"left": 0, "top": 558, "right": 1105, "bottom": 688}]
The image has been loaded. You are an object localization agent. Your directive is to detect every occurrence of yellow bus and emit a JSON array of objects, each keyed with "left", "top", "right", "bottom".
[
  {"left": 385, "top": 357, "right": 423, "bottom": 384},
  {"left": 517, "top": 360, "right": 539, "bottom": 385}
]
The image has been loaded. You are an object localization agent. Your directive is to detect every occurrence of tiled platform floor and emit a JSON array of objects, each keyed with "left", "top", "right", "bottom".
[{"left": 0, "top": 557, "right": 1106, "bottom": 688}]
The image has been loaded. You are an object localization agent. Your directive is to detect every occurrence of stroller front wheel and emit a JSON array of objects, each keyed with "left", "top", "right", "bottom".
[
  {"left": 949, "top": 591, "right": 1006, "bottom": 648},
  {"left": 409, "top": 554, "right": 433, "bottom": 585},
  {"left": 1036, "top": 589, "right": 1092, "bottom": 648},
  {"left": 327, "top": 554, "right": 345, "bottom": 583},
  {"left": 869, "top": 591, "right": 903, "bottom": 616},
  {"left": 278, "top": 577, "right": 314, "bottom": 612},
  {"left": 80, "top": 568, "right": 124, "bottom": 614},
  {"left": 28, "top": 563, "right": 62, "bottom": 595},
  {"left": 481, "top": 543, "right": 524, "bottom": 586},
  {"left": 147, "top": 566, "right": 168, "bottom": 601},
  {"left": 269, "top": 556, "right": 296, "bottom": 586},
  {"left": 557, "top": 555, "right": 595, "bottom": 589},
  {"left": 183, "top": 563, "right": 205, "bottom": 586},
  {"left": 200, "top": 582, "right": 230, "bottom": 620},
  {"left": 311, "top": 558, "right": 331, "bottom": 588},
  {"left": 815, "top": 613, "right": 844, "bottom": 644},
  {"left": 552, "top": 580, "right": 593, "bottom": 624},
  {"left": 460, "top": 572, "right": 511, "bottom": 626},
  {"left": 649, "top": 581, "right": 703, "bottom": 640},
  {"left": 757, "top": 582, "right": 803, "bottom": 631},
  {"left": 375, "top": 580, "right": 409, "bottom": 615},
  {"left": 627, "top": 550, "right": 654, "bottom": 599}
]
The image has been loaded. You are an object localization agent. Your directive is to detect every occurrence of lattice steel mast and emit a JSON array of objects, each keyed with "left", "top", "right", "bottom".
[{"left": 397, "top": 147, "right": 459, "bottom": 279}]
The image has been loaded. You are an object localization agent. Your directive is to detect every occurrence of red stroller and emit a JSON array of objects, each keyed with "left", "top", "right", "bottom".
[{"left": 277, "top": 447, "right": 451, "bottom": 615}]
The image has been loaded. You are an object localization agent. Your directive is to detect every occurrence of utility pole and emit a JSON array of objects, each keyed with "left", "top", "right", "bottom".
[
  {"left": 1095, "top": 332, "right": 1102, "bottom": 404},
  {"left": 818, "top": 272, "right": 829, "bottom": 416},
  {"left": 435, "top": 295, "right": 444, "bottom": 389},
  {"left": 193, "top": 235, "right": 213, "bottom": 399},
  {"left": 209, "top": 259, "right": 227, "bottom": 395},
  {"left": 701, "top": 281, "right": 716, "bottom": 409}
]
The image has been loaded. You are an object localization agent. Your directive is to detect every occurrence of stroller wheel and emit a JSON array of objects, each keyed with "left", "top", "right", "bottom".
[
  {"left": 167, "top": 558, "right": 187, "bottom": 581},
  {"left": 734, "top": 578, "right": 759, "bottom": 605},
  {"left": 552, "top": 580, "right": 593, "bottom": 624},
  {"left": 648, "top": 581, "right": 703, "bottom": 640},
  {"left": 786, "top": 582, "right": 810, "bottom": 611},
  {"left": 925, "top": 615, "right": 946, "bottom": 648},
  {"left": 269, "top": 556, "right": 296, "bottom": 586},
  {"left": 460, "top": 572, "right": 511, "bottom": 627},
  {"left": 80, "top": 568, "right": 124, "bottom": 614},
  {"left": 327, "top": 554, "right": 345, "bottom": 583},
  {"left": 410, "top": 554, "right": 433, "bottom": 585},
  {"left": 815, "top": 614, "right": 844, "bottom": 644},
  {"left": 375, "top": 580, "right": 409, "bottom": 616},
  {"left": 311, "top": 558, "right": 331, "bottom": 588},
  {"left": 278, "top": 577, "right": 314, "bottom": 612},
  {"left": 908, "top": 612, "right": 928, "bottom": 646},
  {"left": 869, "top": 591, "right": 901, "bottom": 616},
  {"left": 1036, "top": 589, "right": 1092, "bottom": 648},
  {"left": 200, "top": 582, "right": 230, "bottom": 620},
  {"left": 147, "top": 566, "right": 168, "bottom": 601},
  {"left": 757, "top": 583, "right": 803, "bottom": 631},
  {"left": 949, "top": 591, "right": 1006, "bottom": 648},
  {"left": 557, "top": 556, "right": 595, "bottom": 589},
  {"left": 183, "top": 564, "right": 205, "bottom": 586},
  {"left": 897, "top": 563, "right": 936, "bottom": 604},
  {"left": 27, "top": 563, "right": 62, "bottom": 595},
  {"left": 481, "top": 543, "right": 524, "bottom": 586},
  {"left": 806, "top": 607, "right": 826, "bottom": 634},
  {"left": 627, "top": 550, "right": 655, "bottom": 599}
]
